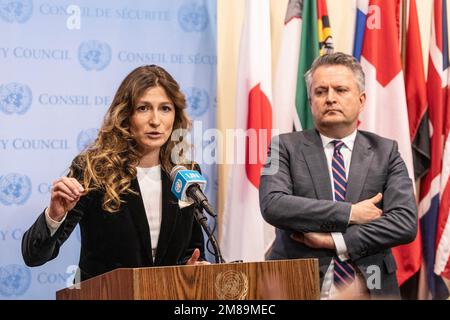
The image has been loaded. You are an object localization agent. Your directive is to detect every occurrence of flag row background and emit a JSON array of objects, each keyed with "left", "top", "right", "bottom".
[{"left": 217, "top": 0, "right": 450, "bottom": 299}]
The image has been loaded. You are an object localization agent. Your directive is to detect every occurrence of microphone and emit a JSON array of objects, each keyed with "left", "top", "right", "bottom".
[
  {"left": 170, "top": 165, "right": 216, "bottom": 217},
  {"left": 170, "top": 165, "right": 225, "bottom": 263}
]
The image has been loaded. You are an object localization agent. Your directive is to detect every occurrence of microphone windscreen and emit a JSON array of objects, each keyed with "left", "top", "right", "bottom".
[{"left": 170, "top": 165, "right": 187, "bottom": 181}]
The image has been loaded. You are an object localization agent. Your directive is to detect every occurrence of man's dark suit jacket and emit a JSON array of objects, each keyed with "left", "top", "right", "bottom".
[
  {"left": 259, "top": 129, "right": 417, "bottom": 298},
  {"left": 22, "top": 169, "right": 205, "bottom": 282}
]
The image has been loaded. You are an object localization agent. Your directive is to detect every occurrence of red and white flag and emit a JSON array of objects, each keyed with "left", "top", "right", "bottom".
[
  {"left": 220, "top": 0, "right": 274, "bottom": 262},
  {"left": 359, "top": 0, "right": 415, "bottom": 187},
  {"left": 358, "top": 0, "right": 416, "bottom": 284},
  {"left": 359, "top": 0, "right": 414, "bottom": 183},
  {"left": 397, "top": 0, "right": 424, "bottom": 286}
]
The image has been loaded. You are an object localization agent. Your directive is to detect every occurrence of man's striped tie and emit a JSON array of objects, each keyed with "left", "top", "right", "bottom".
[{"left": 331, "top": 140, "right": 356, "bottom": 287}]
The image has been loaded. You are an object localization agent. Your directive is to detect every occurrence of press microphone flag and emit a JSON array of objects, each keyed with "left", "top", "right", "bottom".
[{"left": 170, "top": 165, "right": 224, "bottom": 263}]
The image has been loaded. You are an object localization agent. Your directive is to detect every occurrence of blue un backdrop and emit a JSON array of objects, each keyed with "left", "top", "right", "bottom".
[{"left": 0, "top": 0, "right": 217, "bottom": 300}]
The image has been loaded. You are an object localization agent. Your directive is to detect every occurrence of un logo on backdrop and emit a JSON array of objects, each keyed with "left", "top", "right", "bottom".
[
  {"left": 0, "top": 83, "right": 32, "bottom": 115},
  {"left": 178, "top": 1, "right": 209, "bottom": 32},
  {"left": 0, "top": 0, "right": 33, "bottom": 23},
  {"left": 78, "top": 40, "right": 112, "bottom": 71},
  {"left": 0, "top": 173, "right": 32, "bottom": 206},
  {"left": 77, "top": 128, "right": 98, "bottom": 152},
  {"left": 185, "top": 87, "right": 209, "bottom": 117},
  {"left": 0, "top": 264, "right": 31, "bottom": 297}
]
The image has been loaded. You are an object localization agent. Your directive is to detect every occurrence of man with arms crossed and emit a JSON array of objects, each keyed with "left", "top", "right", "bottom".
[{"left": 259, "top": 52, "right": 417, "bottom": 299}]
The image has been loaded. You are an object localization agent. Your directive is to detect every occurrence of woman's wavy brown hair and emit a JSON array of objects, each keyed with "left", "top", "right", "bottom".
[{"left": 69, "top": 65, "right": 192, "bottom": 212}]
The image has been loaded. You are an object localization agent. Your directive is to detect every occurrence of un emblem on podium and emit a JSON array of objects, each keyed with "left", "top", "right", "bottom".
[
  {"left": 0, "top": 0, "right": 33, "bottom": 23},
  {"left": 215, "top": 270, "right": 249, "bottom": 300}
]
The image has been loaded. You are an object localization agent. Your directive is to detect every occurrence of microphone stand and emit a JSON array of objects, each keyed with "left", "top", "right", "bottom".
[{"left": 192, "top": 206, "right": 225, "bottom": 264}]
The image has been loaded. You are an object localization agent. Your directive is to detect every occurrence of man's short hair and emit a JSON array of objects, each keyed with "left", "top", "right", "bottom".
[{"left": 304, "top": 52, "right": 365, "bottom": 97}]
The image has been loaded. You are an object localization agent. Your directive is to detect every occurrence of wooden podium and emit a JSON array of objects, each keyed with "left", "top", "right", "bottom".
[{"left": 56, "top": 259, "right": 319, "bottom": 300}]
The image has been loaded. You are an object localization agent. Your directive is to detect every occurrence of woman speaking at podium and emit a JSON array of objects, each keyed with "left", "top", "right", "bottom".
[{"left": 22, "top": 65, "right": 208, "bottom": 282}]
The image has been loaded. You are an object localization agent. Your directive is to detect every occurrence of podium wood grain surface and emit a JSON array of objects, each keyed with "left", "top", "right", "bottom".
[{"left": 56, "top": 259, "right": 319, "bottom": 300}]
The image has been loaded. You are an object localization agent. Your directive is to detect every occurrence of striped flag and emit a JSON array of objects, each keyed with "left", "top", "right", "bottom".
[
  {"left": 295, "top": 0, "right": 318, "bottom": 130},
  {"left": 317, "top": 0, "right": 333, "bottom": 55},
  {"left": 273, "top": 0, "right": 333, "bottom": 134},
  {"left": 435, "top": 81, "right": 450, "bottom": 279},
  {"left": 220, "top": 0, "right": 273, "bottom": 262},
  {"left": 433, "top": 0, "right": 450, "bottom": 285},
  {"left": 353, "top": 0, "right": 369, "bottom": 61},
  {"left": 419, "top": 0, "right": 450, "bottom": 300},
  {"left": 296, "top": 0, "right": 333, "bottom": 130}
]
